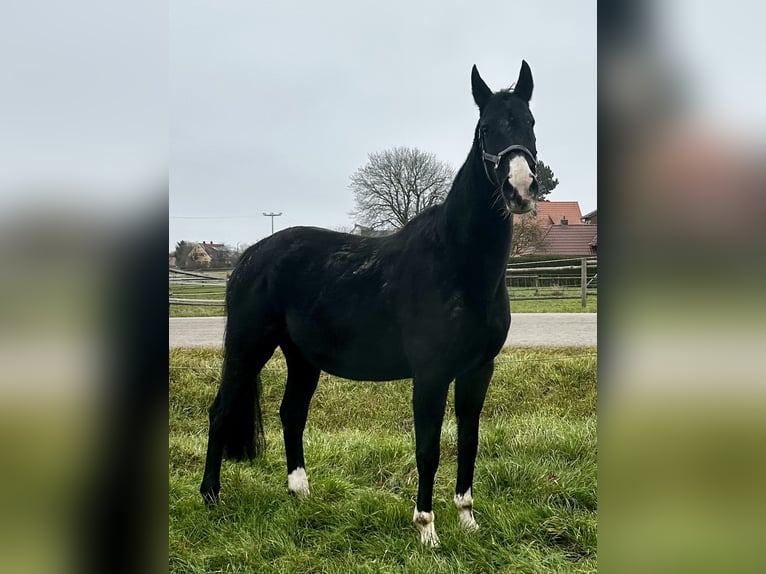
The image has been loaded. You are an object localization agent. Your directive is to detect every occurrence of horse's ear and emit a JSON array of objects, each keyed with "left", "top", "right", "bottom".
[
  {"left": 514, "top": 60, "right": 534, "bottom": 102},
  {"left": 471, "top": 65, "right": 492, "bottom": 110}
]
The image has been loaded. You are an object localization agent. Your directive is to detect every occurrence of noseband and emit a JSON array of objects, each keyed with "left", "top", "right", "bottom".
[{"left": 479, "top": 131, "right": 537, "bottom": 187}]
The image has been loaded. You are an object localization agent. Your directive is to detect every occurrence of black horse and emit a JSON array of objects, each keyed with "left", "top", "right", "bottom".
[{"left": 201, "top": 62, "right": 538, "bottom": 546}]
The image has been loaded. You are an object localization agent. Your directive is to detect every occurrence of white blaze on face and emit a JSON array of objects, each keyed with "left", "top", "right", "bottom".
[
  {"left": 508, "top": 155, "right": 534, "bottom": 201},
  {"left": 287, "top": 467, "right": 310, "bottom": 497}
]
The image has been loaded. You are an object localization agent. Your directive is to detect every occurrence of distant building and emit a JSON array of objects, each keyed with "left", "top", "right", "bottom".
[
  {"left": 581, "top": 209, "right": 598, "bottom": 225},
  {"left": 533, "top": 224, "right": 597, "bottom": 256},
  {"left": 185, "top": 241, "right": 233, "bottom": 268},
  {"left": 350, "top": 224, "right": 395, "bottom": 238},
  {"left": 514, "top": 201, "right": 584, "bottom": 230},
  {"left": 514, "top": 201, "right": 597, "bottom": 256},
  {"left": 199, "top": 241, "right": 228, "bottom": 260},
  {"left": 187, "top": 243, "right": 212, "bottom": 266}
]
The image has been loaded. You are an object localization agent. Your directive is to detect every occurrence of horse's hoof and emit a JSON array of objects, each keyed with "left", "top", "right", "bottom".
[
  {"left": 454, "top": 490, "right": 479, "bottom": 530},
  {"left": 413, "top": 509, "right": 440, "bottom": 547},
  {"left": 200, "top": 484, "right": 220, "bottom": 507},
  {"left": 287, "top": 467, "right": 310, "bottom": 498},
  {"left": 458, "top": 512, "right": 480, "bottom": 531},
  {"left": 288, "top": 488, "right": 310, "bottom": 498}
]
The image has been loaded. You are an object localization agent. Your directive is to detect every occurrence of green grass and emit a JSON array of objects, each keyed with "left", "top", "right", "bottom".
[
  {"left": 170, "top": 347, "right": 597, "bottom": 573},
  {"left": 510, "top": 294, "right": 597, "bottom": 313}
]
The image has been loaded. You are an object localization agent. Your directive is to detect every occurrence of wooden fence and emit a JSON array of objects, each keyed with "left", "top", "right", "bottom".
[
  {"left": 169, "top": 268, "right": 227, "bottom": 306},
  {"left": 506, "top": 257, "right": 597, "bottom": 308},
  {"left": 170, "top": 256, "right": 598, "bottom": 308}
]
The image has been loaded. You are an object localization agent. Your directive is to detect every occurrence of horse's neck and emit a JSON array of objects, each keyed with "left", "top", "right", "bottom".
[{"left": 442, "top": 145, "right": 512, "bottom": 282}]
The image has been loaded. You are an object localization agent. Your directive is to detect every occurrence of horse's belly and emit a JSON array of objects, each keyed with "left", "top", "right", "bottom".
[
  {"left": 285, "top": 314, "right": 411, "bottom": 381},
  {"left": 303, "top": 341, "right": 412, "bottom": 381}
]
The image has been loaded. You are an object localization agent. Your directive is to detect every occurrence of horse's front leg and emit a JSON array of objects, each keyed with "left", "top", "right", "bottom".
[
  {"left": 453, "top": 360, "right": 493, "bottom": 531},
  {"left": 412, "top": 376, "right": 451, "bottom": 546}
]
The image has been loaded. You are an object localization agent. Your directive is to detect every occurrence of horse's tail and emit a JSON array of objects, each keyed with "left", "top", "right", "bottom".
[
  {"left": 211, "top": 336, "right": 265, "bottom": 461},
  {"left": 209, "top": 253, "right": 269, "bottom": 461}
]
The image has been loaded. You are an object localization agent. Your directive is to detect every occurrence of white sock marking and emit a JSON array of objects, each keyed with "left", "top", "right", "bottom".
[
  {"left": 413, "top": 508, "right": 439, "bottom": 547},
  {"left": 287, "top": 467, "right": 310, "bottom": 497},
  {"left": 454, "top": 488, "right": 479, "bottom": 530}
]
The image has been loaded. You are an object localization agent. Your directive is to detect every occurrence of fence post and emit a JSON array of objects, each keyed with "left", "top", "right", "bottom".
[{"left": 581, "top": 257, "right": 587, "bottom": 308}]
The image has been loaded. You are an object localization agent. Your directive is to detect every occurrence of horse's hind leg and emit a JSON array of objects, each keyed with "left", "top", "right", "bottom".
[
  {"left": 279, "top": 340, "right": 320, "bottom": 497},
  {"left": 200, "top": 327, "right": 278, "bottom": 505},
  {"left": 412, "top": 375, "right": 451, "bottom": 546},
  {"left": 453, "top": 360, "right": 493, "bottom": 530}
]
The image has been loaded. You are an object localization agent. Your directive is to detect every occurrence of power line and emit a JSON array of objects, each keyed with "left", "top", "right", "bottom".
[{"left": 170, "top": 215, "right": 264, "bottom": 219}]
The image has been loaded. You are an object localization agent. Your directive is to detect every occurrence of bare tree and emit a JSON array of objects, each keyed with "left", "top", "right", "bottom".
[
  {"left": 511, "top": 217, "right": 546, "bottom": 256},
  {"left": 350, "top": 147, "right": 454, "bottom": 230}
]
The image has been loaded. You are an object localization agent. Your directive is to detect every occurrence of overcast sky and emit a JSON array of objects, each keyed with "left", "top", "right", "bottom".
[{"left": 169, "top": 1, "right": 597, "bottom": 249}]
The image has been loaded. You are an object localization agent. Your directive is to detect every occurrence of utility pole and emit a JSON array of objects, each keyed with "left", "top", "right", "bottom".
[{"left": 262, "top": 212, "right": 282, "bottom": 235}]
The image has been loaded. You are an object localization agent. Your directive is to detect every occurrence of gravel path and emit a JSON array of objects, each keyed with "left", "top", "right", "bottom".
[{"left": 169, "top": 313, "right": 596, "bottom": 348}]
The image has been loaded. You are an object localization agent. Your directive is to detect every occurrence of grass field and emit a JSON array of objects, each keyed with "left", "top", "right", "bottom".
[
  {"left": 510, "top": 294, "right": 597, "bottom": 313},
  {"left": 169, "top": 347, "right": 597, "bottom": 573}
]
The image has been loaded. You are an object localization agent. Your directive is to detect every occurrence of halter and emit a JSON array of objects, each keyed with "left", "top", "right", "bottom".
[{"left": 479, "top": 130, "right": 537, "bottom": 187}]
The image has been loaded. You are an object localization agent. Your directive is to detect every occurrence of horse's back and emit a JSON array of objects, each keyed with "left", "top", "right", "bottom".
[{"left": 233, "top": 226, "right": 390, "bottom": 299}]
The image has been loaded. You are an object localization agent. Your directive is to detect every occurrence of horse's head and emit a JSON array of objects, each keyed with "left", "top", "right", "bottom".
[{"left": 472, "top": 61, "right": 538, "bottom": 215}]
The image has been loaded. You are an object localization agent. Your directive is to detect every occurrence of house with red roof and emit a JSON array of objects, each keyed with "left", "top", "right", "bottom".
[
  {"left": 515, "top": 201, "right": 583, "bottom": 229},
  {"left": 535, "top": 223, "right": 598, "bottom": 256},
  {"left": 513, "top": 201, "right": 597, "bottom": 256}
]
